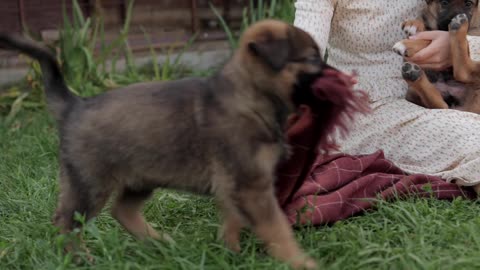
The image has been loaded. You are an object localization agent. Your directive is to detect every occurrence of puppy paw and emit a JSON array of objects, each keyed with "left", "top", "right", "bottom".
[
  {"left": 225, "top": 240, "right": 242, "bottom": 253},
  {"left": 449, "top": 13, "right": 469, "bottom": 31},
  {"left": 302, "top": 258, "right": 318, "bottom": 270},
  {"left": 289, "top": 256, "right": 318, "bottom": 270},
  {"left": 393, "top": 41, "right": 407, "bottom": 56},
  {"left": 290, "top": 256, "right": 318, "bottom": 270},
  {"left": 72, "top": 249, "right": 95, "bottom": 265},
  {"left": 402, "top": 20, "right": 425, "bottom": 36},
  {"left": 159, "top": 232, "right": 176, "bottom": 245},
  {"left": 402, "top": 62, "right": 423, "bottom": 82},
  {"left": 403, "top": 25, "right": 418, "bottom": 36},
  {"left": 218, "top": 223, "right": 242, "bottom": 253}
]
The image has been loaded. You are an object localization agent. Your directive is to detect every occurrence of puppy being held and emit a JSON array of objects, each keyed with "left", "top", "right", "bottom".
[
  {"left": 392, "top": 0, "right": 480, "bottom": 112},
  {"left": 0, "top": 20, "right": 345, "bottom": 269}
]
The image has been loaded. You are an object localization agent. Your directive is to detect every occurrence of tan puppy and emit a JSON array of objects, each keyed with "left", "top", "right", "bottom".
[
  {"left": 0, "top": 20, "right": 328, "bottom": 269},
  {"left": 393, "top": 0, "right": 480, "bottom": 110},
  {"left": 392, "top": 0, "right": 480, "bottom": 194}
]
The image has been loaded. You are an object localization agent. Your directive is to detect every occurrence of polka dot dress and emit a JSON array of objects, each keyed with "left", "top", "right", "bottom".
[{"left": 294, "top": 0, "right": 480, "bottom": 186}]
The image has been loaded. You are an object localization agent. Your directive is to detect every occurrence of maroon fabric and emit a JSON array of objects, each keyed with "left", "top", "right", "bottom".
[
  {"left": 277, "top": 150, "right": 475, "bottom": 226},
  {"left": 275, "top": 69, "right": 475, "bottom": 226},
  {"left": 304, "top": 69, "right": 370, "bottom": 154},
  {"left": 277, "top": 68, "right": 369, "bottom": 207}
]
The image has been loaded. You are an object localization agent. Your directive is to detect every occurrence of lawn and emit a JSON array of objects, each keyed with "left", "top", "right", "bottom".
[{"left": 2, "top": 110, "right": 480, "bottom": 270}]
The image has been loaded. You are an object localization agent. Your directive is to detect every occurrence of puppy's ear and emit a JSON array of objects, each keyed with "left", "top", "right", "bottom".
[{"left": 248, "top": 37, "right": 289, "bottom": 71}]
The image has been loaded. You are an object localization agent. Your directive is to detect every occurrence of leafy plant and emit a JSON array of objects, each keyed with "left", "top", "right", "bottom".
[
  {"left": 1, "top": 0, "right": 137, "bottom": 114},
  {"left": 142, "top": 28, "right": 199, "bottom": 82},
  {"left": 0, "top": 57, "right": 47, "bottom": 120},
  {"left": 58, "top": 0, "right": 140, "bottom": 96},
  {"left": 1, "top": 0, "right": 203, "bottom": 121}
]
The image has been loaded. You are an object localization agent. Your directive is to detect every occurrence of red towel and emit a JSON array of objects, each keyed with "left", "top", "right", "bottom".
[{"left": 276, "top": 69, "right": 475, "bottom": 226}]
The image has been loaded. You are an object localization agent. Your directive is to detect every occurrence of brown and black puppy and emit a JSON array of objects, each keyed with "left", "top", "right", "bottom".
[
  {"left": 0, "top": 20, "right": 326, "bottom": 269},
  {"left": 392, "top": 0, "right": 480, "bottom": 111}
]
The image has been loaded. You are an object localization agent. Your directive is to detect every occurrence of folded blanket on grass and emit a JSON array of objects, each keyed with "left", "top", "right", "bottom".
[
  {"left": 277, "top": 147, "right": 476, "bottom": 226},
  {"left": 276, "top": 69, "right": 476, "bottom": 226}
]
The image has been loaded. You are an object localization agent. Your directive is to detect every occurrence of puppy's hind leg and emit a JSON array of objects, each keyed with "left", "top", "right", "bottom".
[
  {"left": 234, "top": 186, "right": 317, "bottom": 270},
  {"left": 111, "top": 187, "right": 172, "bottom": 242},
  {"left": 401, "top": 62, "right": 449, "bottom": 109},
  {"left": 53, "top": 162, "right": 113, "bottom": 261},
  {"left": 449, "top": 14, "right": 480, "bottom": 82},
  {"left": 217, "top": 201, "right": 246, "bottom": 253}
]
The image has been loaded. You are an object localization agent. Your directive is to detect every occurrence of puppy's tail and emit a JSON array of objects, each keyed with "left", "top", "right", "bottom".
[{"left": 0, "top": 33, "right": 76, "bottom": 119}]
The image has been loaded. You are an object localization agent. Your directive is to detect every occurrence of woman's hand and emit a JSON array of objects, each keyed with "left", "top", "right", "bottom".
[{"left": 406, "top": 31, "right": 452, "bottom": 71}]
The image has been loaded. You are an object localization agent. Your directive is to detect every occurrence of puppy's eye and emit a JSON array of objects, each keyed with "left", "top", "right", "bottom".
[
  {"left": 440, "top": 0, "right": 449, "bottom": 6},
  {"left": 305, "top": 55, "right": 320, "bottom": 64},
  {"left": 466, "top": 0, "right": 474, "bottom": 7},
  {"left": 291, "top": 55, "right": 321, "bottom": 65}
]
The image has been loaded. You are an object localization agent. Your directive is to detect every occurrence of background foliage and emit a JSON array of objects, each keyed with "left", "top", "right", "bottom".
[{"left": 0, "top": 0, "right": 295, "bottom": 121}]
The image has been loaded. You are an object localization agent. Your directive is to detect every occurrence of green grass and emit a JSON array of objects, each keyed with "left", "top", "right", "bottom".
[{"left": 2, "top": 111, "right": 480, "bottom": 270}]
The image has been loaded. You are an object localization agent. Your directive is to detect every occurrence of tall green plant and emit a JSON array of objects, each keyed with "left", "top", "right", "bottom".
[
  {"left": 1, "top": 0, "right": 138, "bottom": 120},
  {"left": 58, "top": 0, "right": 138, "bottom": 96},
  {"left": 58, "top": 0, "right": 97, "bottom": 95},
  {"left": 1, "top": 0, "right": 209, "bottom": 121},
  {"left": 142, "top": 27, "right": 199, "bottom": 82}
]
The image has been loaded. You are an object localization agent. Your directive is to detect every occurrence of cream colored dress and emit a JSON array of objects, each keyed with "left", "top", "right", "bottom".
[{"left": 294, "top": 0, "right": 480, "bottom": 186}]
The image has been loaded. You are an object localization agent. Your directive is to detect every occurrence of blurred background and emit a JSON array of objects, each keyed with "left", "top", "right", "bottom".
[
  {"left": 0, "top": 0, "right": 294, "bottom": 117},
  {"left": 1, "top": 0, "right": 252, "bottom": 53}
]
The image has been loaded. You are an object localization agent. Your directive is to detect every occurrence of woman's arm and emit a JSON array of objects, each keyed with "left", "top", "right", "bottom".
[
  {"left": 294, "top": 0, "right": 337, "bottom": 57},
  {"left": 406, "top": 31, "right": 450, "bottom": 70},
  {"left": 406, "top": 31, "right": 480, "bottom": 69}
]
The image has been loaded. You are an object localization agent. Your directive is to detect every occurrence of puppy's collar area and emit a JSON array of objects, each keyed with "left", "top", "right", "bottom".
[{"left": 250, "top": 108, "right": 285, "bottom": 142}]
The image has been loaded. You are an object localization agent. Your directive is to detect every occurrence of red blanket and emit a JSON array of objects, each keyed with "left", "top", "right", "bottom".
[{"left": 276, "top": 71, "right": 476, "bottom": 226}]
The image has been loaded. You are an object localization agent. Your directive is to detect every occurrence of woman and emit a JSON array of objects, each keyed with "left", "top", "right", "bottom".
[{"left": 292, "top": 0, "right": 480, "bottom": 188}]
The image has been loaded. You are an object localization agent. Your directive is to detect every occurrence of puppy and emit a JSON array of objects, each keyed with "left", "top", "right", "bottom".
[
  {"left": 392, "top": 0, "right": 480, "bottom": 112},
  {"left": 393, "top": 1, "right": 480, "bottom": 194},
  {"left": 0, "top": 20, "right": 327, "bottom": 269}
]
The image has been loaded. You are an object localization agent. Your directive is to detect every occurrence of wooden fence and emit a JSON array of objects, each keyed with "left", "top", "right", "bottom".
[{"left": 0, "top": 0, "right": 255, "bottom": 51}]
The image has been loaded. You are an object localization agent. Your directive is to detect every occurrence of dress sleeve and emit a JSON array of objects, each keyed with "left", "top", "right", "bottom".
[
  {"left": 293, "top": 0, "right": 337, "bottom": 56},
  {"left": 466, "top": 35, "right": 480, "bottom": 61}
]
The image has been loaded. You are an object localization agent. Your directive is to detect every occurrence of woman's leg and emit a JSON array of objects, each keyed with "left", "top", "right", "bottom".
[{"left": 337, "top": 98, "right": 480, "bottom": 186}]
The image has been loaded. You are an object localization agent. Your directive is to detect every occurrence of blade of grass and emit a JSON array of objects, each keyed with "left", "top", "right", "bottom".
[
  {"left": 72, "top": 0, "right": 86, "bottom": 28},
  {"left": 141, "top": 27, "right": 161, "bottom": 81},
  {"left": 209, "top": 3, "right": 237, "bottom": 49},
  {"left": 172, "top": 34, "right": 198, "bottom": 67}
]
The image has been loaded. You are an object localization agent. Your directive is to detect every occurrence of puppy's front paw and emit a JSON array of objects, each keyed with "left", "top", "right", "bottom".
[
  {"left": 402, "top": 20, "right": 425, "bottom": 36},
  {"left": 402, "top": 62, "right": 423, "bottom": 82},
  {"left": 393, "top": 41, "right": 407, "bottom": 56},
  {"left": 158, "top": 232, "right": 176, "bottom": 245},
  {"left": 290, "top": 256, "right": 318, "bottom": 270},
  {"left": 449, "top": 13, "right": 469, "bottom": 31}
]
